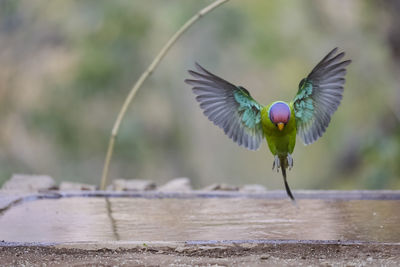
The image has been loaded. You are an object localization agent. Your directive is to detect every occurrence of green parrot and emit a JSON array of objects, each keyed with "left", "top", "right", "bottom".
[{"left": 185, "top": 48, "right": 351, "bottom": 201}]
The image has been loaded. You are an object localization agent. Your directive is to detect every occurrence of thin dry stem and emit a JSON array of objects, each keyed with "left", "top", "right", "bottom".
[{"left": 100, "top": 0, "right": 229, "bottom": 190}]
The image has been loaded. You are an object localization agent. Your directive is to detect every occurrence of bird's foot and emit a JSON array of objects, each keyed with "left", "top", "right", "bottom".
[
  {"left": 287, "top": 154, "right": 293, "bottom": 170},
  {"left": 272, "top": 155, "right": 281, "bottom": 173}
]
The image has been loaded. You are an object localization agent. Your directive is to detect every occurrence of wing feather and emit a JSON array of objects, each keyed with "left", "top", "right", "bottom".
[
  {"left": 293, "top": 48, "right": 351, "bottom": 145},
  {"left": 185, "top": 63, "right": 264, "bottom": 150}
]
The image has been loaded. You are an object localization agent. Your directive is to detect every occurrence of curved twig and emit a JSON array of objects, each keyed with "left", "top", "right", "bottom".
[{"left": 100, "top": 0, "right": 230, "bottom": 190}]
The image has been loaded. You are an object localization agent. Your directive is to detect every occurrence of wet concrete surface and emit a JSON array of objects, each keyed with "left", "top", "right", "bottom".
[{"left": 0, "top": 191, "right": 399, "bottom": 243}]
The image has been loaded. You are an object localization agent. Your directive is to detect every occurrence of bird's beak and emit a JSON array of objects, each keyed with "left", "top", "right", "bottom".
[{"left": 277, "top": 122, "right": 284, "bottom": 131}]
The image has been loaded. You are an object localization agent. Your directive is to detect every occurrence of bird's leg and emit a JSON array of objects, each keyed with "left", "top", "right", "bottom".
[
  {"left": 272, "top": 155, "right": 281, "bottom": 173},
  {"left": 287, "top": 153, "right": 293, "bottom": 170}
]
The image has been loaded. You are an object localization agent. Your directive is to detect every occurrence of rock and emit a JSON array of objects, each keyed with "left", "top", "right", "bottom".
[
  {"left": 240, "top": 184, "right": 267, "bottom": 193},
  {"left": 202, "top": 183, "right": 239, "bottom": 191},
  {"left": 1, "top": 174, "right": 56, "bottom": 193},
  {"left": 59, "top": 182, "right": 97, "bottom": 191},
  {"left": 0, "top": 194, "right": 25, "bottom": 211},
  {"left": 158, "top": 178, "right": 192, "bottom": 192},
  {"left": 174, "top": 246, "right": 185, "bottom": 253},
  {"left": 260, "top": 254, "right": 270, "bottom": 260},
  {"left": 112, "top": 179, "right": 156, "bottom": 191}
]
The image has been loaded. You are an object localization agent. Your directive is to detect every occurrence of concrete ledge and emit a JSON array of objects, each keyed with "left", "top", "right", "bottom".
[{"left": 1, "top": 190, "right": 399, "bottom": 265}]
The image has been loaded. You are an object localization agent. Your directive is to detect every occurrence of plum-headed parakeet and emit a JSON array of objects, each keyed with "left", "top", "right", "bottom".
[{"left": 185, "top": 48, "right": 351, "bottom": 201}]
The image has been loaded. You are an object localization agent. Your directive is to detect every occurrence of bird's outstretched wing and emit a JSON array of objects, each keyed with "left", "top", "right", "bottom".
[
  {"left": 185, "top": 63, "right": 264, "bottom": 150},
  {"left": 292, "top": 48, "right": 351, "bottom": 145}
]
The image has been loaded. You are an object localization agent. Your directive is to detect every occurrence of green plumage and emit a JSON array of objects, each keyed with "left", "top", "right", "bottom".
[
  {"left": 185, "top": 48, "right": 351, "bottom": 201},
  {"left": 233, "top": 88, "right": 262, "bottom": 129},
  {"left": 261, "top": 102, "right": 296, "bottom": 157},
  {"left": 293, "top": 79, "right": 314, "bottom": 121}
]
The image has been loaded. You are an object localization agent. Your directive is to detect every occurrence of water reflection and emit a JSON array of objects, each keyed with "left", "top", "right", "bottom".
[
  {"left": 0, "top": 198, "right": 399, "bottom": 243},
  {"left": 105, "top": 197, "right": 120, "bottom": 241}
]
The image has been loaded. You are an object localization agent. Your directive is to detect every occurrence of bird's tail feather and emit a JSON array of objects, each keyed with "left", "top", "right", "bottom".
[{"left": 280, "top": 156, "right": 296, "bottom": 203}]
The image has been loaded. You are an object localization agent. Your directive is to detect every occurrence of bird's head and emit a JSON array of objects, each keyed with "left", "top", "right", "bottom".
[{"left": 269, "top": 102, "right": 291, "bottom": 131}]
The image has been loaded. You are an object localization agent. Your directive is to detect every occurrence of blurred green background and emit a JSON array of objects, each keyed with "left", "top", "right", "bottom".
[{"left": 0, "top": 0, "right": 399, "bottom": 190}]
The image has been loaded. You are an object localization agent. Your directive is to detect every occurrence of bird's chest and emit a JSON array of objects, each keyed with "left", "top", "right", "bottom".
[{"left": 261, "top": 109, "right": 296, "bottom": 155}]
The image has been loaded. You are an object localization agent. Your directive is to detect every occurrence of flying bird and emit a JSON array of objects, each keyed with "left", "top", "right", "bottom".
[{"left": 185, "top": 48, "right": 351, "bottom": 201}]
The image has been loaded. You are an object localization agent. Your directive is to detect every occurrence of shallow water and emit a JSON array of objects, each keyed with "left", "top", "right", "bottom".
[{"left": 0, "top": 197, "right": 399, "bottom": 243}]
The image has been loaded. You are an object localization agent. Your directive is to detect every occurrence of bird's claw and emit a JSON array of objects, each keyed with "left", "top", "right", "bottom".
[
  {"left": 272, "top": 155, "right": 281, "bottom": 173},
  {"left": 287, "top": 154, "right": 293, "bottom": 170}
]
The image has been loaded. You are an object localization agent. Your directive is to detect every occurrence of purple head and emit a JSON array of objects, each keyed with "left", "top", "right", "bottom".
[{"left": 269, "top": 102, "right": 290, "bottom": 130}]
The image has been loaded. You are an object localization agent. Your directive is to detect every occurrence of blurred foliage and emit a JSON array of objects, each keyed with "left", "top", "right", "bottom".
[{"left": 0, "top": 0, "right": 399, "bottom": 190}]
